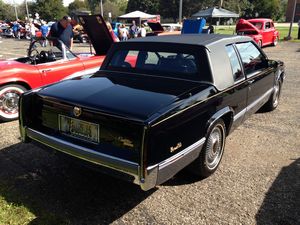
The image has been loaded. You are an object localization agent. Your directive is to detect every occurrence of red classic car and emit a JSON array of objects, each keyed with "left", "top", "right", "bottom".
[
  {"left": 0, "top": 15, "right": 113, "bottom": 121},
  {"left": 236, "top": 18, "right": 279, "bottom": 47}
]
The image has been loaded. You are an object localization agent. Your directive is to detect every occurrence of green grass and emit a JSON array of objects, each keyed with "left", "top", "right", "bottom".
[
  {"left": 215, "top": 25, "right": 299, "bottom": 40},
  {"left": 0, "top": 192, "right": 35, "bottom": 225}
]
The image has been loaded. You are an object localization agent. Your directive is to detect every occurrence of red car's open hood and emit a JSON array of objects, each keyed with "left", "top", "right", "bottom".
[
  {"left": 236, "top": 19, "right": 260, "bottom": 33},
  {"left": 78, "top": 14, "right": 114, "bottom": 56}
]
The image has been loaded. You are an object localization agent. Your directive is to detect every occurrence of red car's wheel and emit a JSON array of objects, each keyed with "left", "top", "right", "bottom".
[
  {"left": 272, "top": 36, "right": 279, "bottom": 46},
  {"left": 0, "top": 85, "right": 27, "bottom": 121}
]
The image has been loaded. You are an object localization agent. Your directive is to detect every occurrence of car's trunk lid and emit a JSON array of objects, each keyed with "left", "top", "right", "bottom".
[{"left": 37, "top": 72, "right": 205, "bottom": 121}]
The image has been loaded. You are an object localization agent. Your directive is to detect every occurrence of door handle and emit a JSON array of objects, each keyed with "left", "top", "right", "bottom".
[{"left": 41, "top": 69, "right": 52, "bottom": 73}]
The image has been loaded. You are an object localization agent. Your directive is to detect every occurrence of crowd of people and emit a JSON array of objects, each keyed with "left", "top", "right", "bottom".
[{"left": 0, "top": 16, "right": 150, "bottom": 49}]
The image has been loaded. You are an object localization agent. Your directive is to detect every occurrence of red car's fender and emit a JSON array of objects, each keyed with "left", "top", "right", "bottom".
[{"left": 0, "top": 60, "right": 43, "bottom": 89}]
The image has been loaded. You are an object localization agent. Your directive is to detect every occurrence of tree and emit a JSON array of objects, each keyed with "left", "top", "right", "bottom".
[
  {"left": 252, "top": 0, "right": 280, "bottom": 19},
  {"left": 159, "top": 0, "right": 180, "bottom": 22},
  {"left": 0, "top": 0, "right": 15, "bottom": 20},
  {"left": 126, "top": 0, "right": 159, "bottom": 14},
  {"left": 68, "top": 0, "right": 89, "bottom": 14},
  {"left": 159, "top": 0, "right": 218, "bottom": 22},
  {"left": 33, "top": 0, "right": 67, "bottom": 21}
]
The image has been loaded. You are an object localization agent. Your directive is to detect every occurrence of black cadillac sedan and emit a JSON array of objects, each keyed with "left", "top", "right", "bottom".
[{"left": 19, "top": 34, "right": 285, "bottom": 190}]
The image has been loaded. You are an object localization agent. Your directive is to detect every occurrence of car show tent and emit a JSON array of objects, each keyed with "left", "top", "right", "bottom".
[
  {"left": 192, "top": 7, "right": 239, "bottom": 18},
  {"left": 118, "top": 10, "right": 157, "bottom": 26}
]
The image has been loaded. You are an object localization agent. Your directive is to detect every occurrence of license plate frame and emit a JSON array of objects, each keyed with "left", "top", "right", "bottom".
[{"left": 58, "top": 115, "right": 99, "bottom": 143}]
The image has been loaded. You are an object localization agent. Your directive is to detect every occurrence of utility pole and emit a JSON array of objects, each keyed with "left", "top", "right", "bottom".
[
  {"left": 286, "top": 0, "right": 297, "bottom": 40},
  {"left": 25, "top": 0, "right": 30, "bottom": 21},
  {"left": 179, "top": 0, "right": 183, "bottom": 24},
  {"left": 100, "top": 0, "right": 103, "bottom": 17},
  {"left": 13, "top": 0, "right": 18, "bottom": 20},
  {"left": 220, "top": 0, "right": 224, "bottom": 7}
]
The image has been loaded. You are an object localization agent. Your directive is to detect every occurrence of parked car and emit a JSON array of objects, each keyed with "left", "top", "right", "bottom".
[
  {"left": 0, "top": 15, "right": 113, "bottom": 121},
  {"left": 19, "top": 34, "right": 285, "bottom": 191},
  {"left": 161, "top": 23, "right": 182, "bottom": 32},
  {"left": 147, "top": 22, "right": 181, "bottom": 36},
  {"left": 236, "top": 18, "right": 279, "bottom": 47}
]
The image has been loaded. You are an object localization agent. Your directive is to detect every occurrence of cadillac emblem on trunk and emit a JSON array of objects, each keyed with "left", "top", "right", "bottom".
[{"left": 73, "top": 107, "right": 82, "bottom": 117}]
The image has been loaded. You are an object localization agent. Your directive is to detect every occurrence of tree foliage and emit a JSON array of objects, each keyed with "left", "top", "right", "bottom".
[
  {"left": 68, "top": 0, "right": 89, "bottom": 13},
  {"left": 126, "top": 0, "right": 159, "bottom": 14},
  {"left": 33, "top": 0, "right": 67, "bottom": 21},
  {"left": 0, "top": 0, "right": 288, "bottom": 22},
  {"left": 0, "top": 0, "right": 15, "bottom": 20}
]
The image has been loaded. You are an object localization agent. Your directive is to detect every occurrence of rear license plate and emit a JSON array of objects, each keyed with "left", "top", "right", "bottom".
[{"left": 59, "top": 115, "right": 99, "bottom": 143}]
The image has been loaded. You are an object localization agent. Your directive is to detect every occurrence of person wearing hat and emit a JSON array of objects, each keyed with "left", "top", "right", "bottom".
[{"left": 50, "top": 16, "right": 73, "bottom": 50}]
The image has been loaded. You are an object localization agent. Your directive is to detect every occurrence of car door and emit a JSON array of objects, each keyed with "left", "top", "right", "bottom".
[
  {"left": 235, "top": 41, "right": 275, "bottom": 119},
  {"left": 225, "top": 44, "right": 248, "bottom": 129},
  {"left": 35, "top": 47, "right": 85, "bottom": 85},
  {"left": 262, "top": 21, "right": 273, "bottom": 45}
]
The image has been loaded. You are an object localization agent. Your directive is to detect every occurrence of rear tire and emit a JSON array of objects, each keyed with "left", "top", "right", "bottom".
[
  {"left": 0, "top": 84, "right": 27, "bottom": 121},
  {"left": 189, "top": 119, "right": 226, "bottom": 178},
  {"left": 272, "top": 36, "right": 278, "bottom": 46}
]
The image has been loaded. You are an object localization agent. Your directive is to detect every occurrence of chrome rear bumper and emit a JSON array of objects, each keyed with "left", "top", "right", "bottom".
[{"left": 24, "top": 127, "right": 205, "bottom": 191}]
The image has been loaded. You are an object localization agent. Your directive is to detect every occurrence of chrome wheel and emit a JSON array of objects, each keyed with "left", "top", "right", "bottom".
[
  {"left": 272, "top": 80, "right": 281, "bottom": 108},
  {"left": 0, "top": 85, "right": 26, "bottom": 121},
  {"left": 205, "top": 123, "right": 226, "bottom": 170}
]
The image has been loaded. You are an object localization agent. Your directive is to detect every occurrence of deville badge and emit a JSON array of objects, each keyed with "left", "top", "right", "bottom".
[{"left": 73, "top": 106, "right": 82, "bottom": 117}]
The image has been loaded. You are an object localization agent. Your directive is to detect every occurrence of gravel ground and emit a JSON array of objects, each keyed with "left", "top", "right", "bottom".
[{"left": 0, "top": 38, "right": 299, "bottom": 225}]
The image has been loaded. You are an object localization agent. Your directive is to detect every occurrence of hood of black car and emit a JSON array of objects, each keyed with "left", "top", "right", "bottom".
[
  {"left": 38, "top": 72, "right": 205, "bottom": 121},
  {"left": 78, "top": 14, "right": 114, "bottom": 56}
]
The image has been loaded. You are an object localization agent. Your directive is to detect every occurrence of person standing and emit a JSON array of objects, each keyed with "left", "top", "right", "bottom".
[
  {"left": 29, "top": 21, "right": 37, "bottom": 41},
  {"left": 12, "top": 21, "right": 20, "bottom": 39},
  {"left": 138, "top": 24, "right": 146, "bottom": 37},
  {"left": 130, "top": 20, "right": 138, "bottom": 38},
  {"left": 50, "top": 16, "right": 73, "bottom": 50},
  {"left": 106, "top": 21, "right": 119, "bottom": 42},
  {"left": 40, "top": 21, "right": 49, "bottom": 47},
  {"left": 120, "top": 24, "right": 129, "bottom": 41}
]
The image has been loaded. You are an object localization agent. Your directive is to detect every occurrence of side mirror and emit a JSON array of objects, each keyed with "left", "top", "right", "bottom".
[{"left": 268, "top": 59, "right": 278, "bottom": 68}]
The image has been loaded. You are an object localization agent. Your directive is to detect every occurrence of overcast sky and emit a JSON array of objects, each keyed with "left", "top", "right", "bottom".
[{"left": 5, "top": 0, "right": 74, "bottom": 7}]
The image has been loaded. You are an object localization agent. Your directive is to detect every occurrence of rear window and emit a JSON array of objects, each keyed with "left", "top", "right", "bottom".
[{"left": 106, "top": 49, "right": 206, "bottom": 80}]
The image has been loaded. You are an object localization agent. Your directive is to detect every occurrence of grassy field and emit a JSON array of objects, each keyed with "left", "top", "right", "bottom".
[{"left": 215, "top": 25, "right": 299, "bottom": 40}]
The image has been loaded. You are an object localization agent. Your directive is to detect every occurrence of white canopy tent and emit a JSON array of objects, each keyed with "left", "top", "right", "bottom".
[
  {"left": 192, "top": 7, "right": 239, "bottom": 18},
  {"left": 118, "top": 10, "right": 157, "bottom": 26}
]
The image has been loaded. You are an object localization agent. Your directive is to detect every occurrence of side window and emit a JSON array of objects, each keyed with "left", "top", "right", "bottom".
[
  {"left": 236, "top": 42, "right": 266, "bottom": 76},
  {"left": 225, "top": 45, "right": 244, "bottom": 82},
  {"left": 265, "top": 22, "right": 271, "bottom": 29}
]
